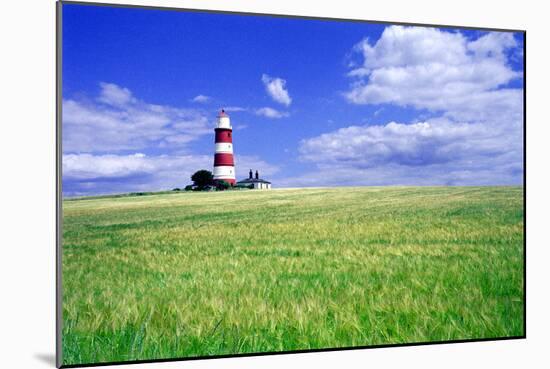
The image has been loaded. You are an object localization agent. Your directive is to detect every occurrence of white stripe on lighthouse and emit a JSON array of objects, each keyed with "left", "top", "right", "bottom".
[
  {"left": 215, "top": 143, "right": 233, "bottom": 153},
  {"left": 217, "top": 116, "right": 232, "bottom": 129},
  {"left": 213, "top": 165, "right": 235, "bottom": 178}
]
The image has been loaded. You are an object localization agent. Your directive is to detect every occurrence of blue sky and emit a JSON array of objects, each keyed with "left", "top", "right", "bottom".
[{"left": 62, "top": 3, "right": 524, "bottom": 197}]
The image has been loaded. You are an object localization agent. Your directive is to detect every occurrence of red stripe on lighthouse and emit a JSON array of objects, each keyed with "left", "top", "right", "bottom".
[
  {"left": 215, "top": 129, "right": 233, "bottom": 143},
  {"left": 214, "top": 153, "right": 234, "bottom": 166}
]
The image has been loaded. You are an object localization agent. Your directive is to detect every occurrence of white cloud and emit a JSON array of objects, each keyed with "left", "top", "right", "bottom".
[
  {"left": 223, "top": 106, "right": 247, "bottom": 112},
  {"left": 248, "top": 29, "right": 522, "bottom": 188},
  {"left": 293, "top": 116, "right": 523, "bottom": 187},
  {"left": 344, "top": 26, "right": 521, "bottom": 121},
  {"left": 63, "top": 82, "right": 211, "bottom": 153},
  {"left": 255, "top": 107, "right": 289, "bottom": 119},
  {"left": 63, "top": 153, "right": 280, "bottom": 197},
  {"left": 63, "top": 153, "right": 211, "bottom": 196},
  {"left": 275, "top": 159, "right": 522, "bottom": 188},
  {"left": 97, "top": 82, "right": 135, "bottom": 106},
  {"left": 261, "top": 74, "right": 292, "bottom": 106},
  {"left": 63, "top": 152, "right": 157, "bottom": 180},
  {"left": 278, "top": 26, "right": 522, "bottom": 187},
  {"left": 467, "top": 32, "right": 518, "bottom": 62},
  {"left": 234, "top": 155, "right": 280, "bottom": 179},
  {"left": 300, "top": 119, "right": 516, "bottom": 166},
  {"left": 191, "top": 94, "right": 211, "bottom": 103}
]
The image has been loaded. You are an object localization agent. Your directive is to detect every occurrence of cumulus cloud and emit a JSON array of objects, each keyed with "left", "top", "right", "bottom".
[
  {"left": 296, "top": 118, "right": 522, "bottom": 185},
  {"left": 64, "top": 153, "right": 156, "bottom": 180},
  {"left": 63, "top": 152, "right": 279, "bottom": 197},
  {"left": 191, "top": 94, "right": 211, "bottom": 103},
  {"left": 97, "top": 82, "right": 136, "bottom": 106},
  {"left": 63, "top": 82, "right": 211, "bottom": 152},
  {"left": 344, "top": 26, "right": 522, "bottom": 121},
  {"left": 63, "top": 153, "right": 211, "bottom": 196},
  {"left": 299, "top": 119, "right": 521, "bottom": 167},
  {"left": 467, "top": 32, "right": 519, "bottom": 62},
  {"left": 282, "top": 117, "right": 522, "bottom": 187},
  {"left": 261, "top": 74, "right": 292, "bottom": 106},
  {"left": 255, "top": 107, "right": 289, "bottom": 119},
  {"left": 294, "top": 114, "right": 523, "bottom": 187},
  {"left": 286, "top": 26, "right": 524, "bottom": 187}
]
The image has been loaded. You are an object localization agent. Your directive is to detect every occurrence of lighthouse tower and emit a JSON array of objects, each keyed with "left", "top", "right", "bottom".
[{"left": 213, "top": 110, "right": 236, "bottom": 185}]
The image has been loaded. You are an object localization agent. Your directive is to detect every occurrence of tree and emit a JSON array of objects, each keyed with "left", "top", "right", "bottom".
[
  {"left": 191, "top": 170, "right": 213, "bottom": 190},
  {"left": 216, "top": 180, "right": 230, "bottom": 191}
]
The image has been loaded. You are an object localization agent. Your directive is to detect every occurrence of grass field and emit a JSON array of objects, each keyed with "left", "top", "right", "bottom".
[{"left": 61, "top": 186, "right": 524, "bottom": 365}]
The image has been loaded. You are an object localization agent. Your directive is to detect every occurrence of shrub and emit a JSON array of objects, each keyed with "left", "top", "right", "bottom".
[
  {"left": 234, "top": 184, "right": 251, "bottom": 190},
  {"left": 216, "top": 180, "right": 231, "bottom": 191}
]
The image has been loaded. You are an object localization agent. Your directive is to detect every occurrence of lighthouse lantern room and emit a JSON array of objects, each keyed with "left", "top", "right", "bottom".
[{"left": 213, "top": 110, "right": 236, "bottom": 185}]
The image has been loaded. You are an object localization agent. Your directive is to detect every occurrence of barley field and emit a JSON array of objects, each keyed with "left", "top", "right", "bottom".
[{"left": 61, "top": 186, "right": 524, "bottom": 365}]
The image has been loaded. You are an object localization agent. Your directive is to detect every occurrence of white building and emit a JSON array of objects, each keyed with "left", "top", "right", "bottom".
[{"left": 237, "top": 170, "right": 272, "bottom": 190}]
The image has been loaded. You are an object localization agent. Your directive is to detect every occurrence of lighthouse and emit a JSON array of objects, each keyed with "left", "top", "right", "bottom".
[{"left": 213, "top": 109, "right": 236, "bottom": 186}]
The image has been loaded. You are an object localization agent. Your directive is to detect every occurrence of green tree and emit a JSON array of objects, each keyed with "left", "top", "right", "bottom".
[
  {"left": 191, "top": 170, "right": 213, "bottom": 190},
  {"left": 216, "top": 180, "right": 231, "bottom": 191}
]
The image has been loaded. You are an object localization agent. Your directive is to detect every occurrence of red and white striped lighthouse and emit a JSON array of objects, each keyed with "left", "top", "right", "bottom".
[{"left": 213, "top": 109, "right": 236, "bottom": 185}]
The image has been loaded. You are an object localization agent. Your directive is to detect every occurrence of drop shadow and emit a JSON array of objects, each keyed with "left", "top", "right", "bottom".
[{"left": 34, "top": 353, "right": 56, "bottom": 367}]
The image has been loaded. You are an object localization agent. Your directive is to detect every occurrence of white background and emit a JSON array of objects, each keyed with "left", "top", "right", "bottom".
[{"left": 1, "top": 0, "right": 548, "bottom": 368}]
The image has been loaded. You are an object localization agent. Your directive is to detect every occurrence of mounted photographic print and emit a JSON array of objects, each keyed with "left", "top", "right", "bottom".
[{"left": 57, "top": 1, "right": 525, "bottom": 367}]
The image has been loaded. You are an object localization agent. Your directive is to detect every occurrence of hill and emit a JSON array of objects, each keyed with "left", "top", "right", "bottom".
[{"left": 61, "top": 186, "right": 524, "bottom": 365}]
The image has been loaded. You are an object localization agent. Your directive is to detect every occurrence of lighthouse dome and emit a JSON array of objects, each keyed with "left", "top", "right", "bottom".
[{"left": 216, "top": 109, "right": 232, "bottom": 129}]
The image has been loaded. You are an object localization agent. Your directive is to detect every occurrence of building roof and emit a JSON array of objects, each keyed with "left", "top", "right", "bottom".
[
  {"left": 237, "top": 178, "right": 271, "bottom": 184},
  {"left": 218, "top": 109, "right": 229, "bottom": 118}
]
